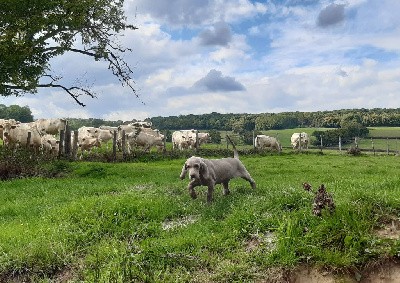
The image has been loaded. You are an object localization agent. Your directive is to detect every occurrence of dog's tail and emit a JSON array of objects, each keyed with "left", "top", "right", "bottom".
[{"left": 225, "top": 135, "right": 239, "bottom": 159}]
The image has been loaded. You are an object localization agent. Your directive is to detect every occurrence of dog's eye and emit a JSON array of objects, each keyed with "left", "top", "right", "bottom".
[{"left": 193, "top": 164, "right": 199, "bottom": 168}]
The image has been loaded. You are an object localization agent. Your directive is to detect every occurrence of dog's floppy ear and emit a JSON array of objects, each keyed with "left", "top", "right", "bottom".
[
  {"left": 180, "top": 162, "right": 188, "bottom": 180},
  {"left": 199, "top": 159, "right": 209, "bottom": 179}
]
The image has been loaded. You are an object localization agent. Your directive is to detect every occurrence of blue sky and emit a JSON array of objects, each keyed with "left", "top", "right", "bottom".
[{"left": 2, "top": 0, "right": 400, "bottom": 121}]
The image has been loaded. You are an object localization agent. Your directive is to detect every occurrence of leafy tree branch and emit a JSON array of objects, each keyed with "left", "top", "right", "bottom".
[{"left": 0, "top": 0, "right": 138, "bottom": 106}]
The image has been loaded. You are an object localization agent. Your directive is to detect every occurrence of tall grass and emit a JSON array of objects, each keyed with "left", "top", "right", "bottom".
[{"left": 0, "top": 153, "right": 400, "bottom": 282}]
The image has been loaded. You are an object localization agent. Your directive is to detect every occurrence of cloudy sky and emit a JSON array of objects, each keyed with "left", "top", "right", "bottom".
[{"left": 2, "top": 0, "right": 400, "bottom": 121}]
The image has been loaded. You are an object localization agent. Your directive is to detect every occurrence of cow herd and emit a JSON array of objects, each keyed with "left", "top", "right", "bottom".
[
  {"left": 0, "top": 118, "right": 66, "bottom": 155},
  {"left": 0, "top": 117, "right": 310, "bottom": 157},
  {"left": 254, "top": 132, "right": 309, "bottom": 151},
  {"left": 0, "top": 119, "right": 212, "bottom": 157}
]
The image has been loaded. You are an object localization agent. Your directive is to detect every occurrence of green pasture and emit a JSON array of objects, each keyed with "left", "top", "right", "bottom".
[{"left": 1, "top": 152, "right": 400, "bottom": 282}]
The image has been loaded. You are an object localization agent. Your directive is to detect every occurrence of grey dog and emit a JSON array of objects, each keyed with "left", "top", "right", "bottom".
[{"left": 180, "top": 136, "right": 256, "bottom": 202}]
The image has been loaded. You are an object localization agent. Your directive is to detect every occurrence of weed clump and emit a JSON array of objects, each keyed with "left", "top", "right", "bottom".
[
  {"left": 0, "top": 148, "right": 71, "bottom": 180},
  {"left": 312, "top": 184, "right": 335, "bottom": 216},
  {"left": 347, "top": 146, "right": 362, "bottom": 156}
]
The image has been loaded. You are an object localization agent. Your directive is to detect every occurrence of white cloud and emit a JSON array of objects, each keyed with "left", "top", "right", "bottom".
[{"left": 2, "top": 0, "right": 400, "bottom": 120}]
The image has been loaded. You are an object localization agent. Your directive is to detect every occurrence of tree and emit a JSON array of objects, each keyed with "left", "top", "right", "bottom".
[
  {"left": 0, "top": 104, "right": 33, "bottom": 122},
  {"left": 0, "top": 0, "right": 137, "bottom": 106},
  {"left": 209, "top": 130, "right": 221, "bottom": 144}
]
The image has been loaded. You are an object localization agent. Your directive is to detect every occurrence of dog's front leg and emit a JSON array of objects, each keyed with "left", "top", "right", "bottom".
[
  {"left": 188, "top": 183, "right": 197, "bottom": 199},
  {"left": 207, "top": 184, "right": 214, "bottom": 203}
]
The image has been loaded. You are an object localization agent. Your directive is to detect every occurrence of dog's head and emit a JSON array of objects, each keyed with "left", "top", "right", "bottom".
[{"left": 180, "top": 156, "right": 208, "bottom": 181}]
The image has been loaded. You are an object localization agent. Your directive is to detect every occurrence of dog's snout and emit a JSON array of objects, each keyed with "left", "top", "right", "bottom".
[{"left": 190, "top": 173, "right": 196, "bottom": 179}]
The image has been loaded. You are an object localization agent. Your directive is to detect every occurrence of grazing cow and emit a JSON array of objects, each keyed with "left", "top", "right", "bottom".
[
  {"left": 117, "top": 124, "right": 140, "bottom": 151},
  {"left": 291, "top": 132, "right": 309, "bottom": 149},
  {"left": 127, "top": 131, "right": 164, "bottom": 152},
  {"left": 78, "top": 137, "right": 101, "bottom": 158},
  {"left": 34, "top": 118, "right": 67, "bottom": 135},
  {"left": 94, "top": 128, "right": 114, "bottom": 145},
  {"left": 40, "top": 134, "right": 60, "bottom": 156},
  {"left": 255, "top": 135, "right": 281, "bottom": 151},
  {"left": 197, "top": 132, "right": 210, "bottom": 146}
]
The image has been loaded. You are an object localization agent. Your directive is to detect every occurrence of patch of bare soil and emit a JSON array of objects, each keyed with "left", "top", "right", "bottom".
[
  {"left": 362, "top": 261, "right": 400, "bottom": 283},
  {"left": 245, "top": 231, "right": 277, "bottom": 252},
  {"left": 289, "top": 260, "right": 400, "bottom": 283},
  {"left": 374, "top": 217, "right": 400, "bottom": 240},
  {"left": 162, "top": 215, "right": 199, "bottom": 230},
  {"left": 289, "top": 266, "right": 356, "bottom": 283}
]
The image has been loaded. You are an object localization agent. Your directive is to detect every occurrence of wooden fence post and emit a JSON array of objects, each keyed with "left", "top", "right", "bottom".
[
  {"left": 195, "top": 130, "right": 199, "bottom": 152},
  {"left": 298, "top": 132, "right": 302, "bottom": 152},
  {"left": 387, "top": 138, "right": 389, "bottom": 155},
  {"left": 58, "top": 130, "right": 65, "bottom": 159},
  {"left": 112, "top": 130, "right": 117, "bottom": 161},
  {"left": 252, "top": 131, "right": 255, "bottom": 149},
  {"left": 163, "top": 131, "right": 167, "bottom": 152},
  {"left": 338, "top": 136, "right": 342, "bottom": 152},
  {"left": 26, "top": 132, "right": 31, "bottom": 149},
  {"left": 64, "top": 124, "right": 71, "bottom": 156},
  {"left": 122, "top": 130, "right": 127, "bottom": 159},
  {"left": 72, "top": 131, "right": 78, "bottom": 160},
  {"left": 371, "top": 138, "right": 375, "bottom": 156},
  {"left": 320, "top": 135, "right": 323, "bottom": 153}
]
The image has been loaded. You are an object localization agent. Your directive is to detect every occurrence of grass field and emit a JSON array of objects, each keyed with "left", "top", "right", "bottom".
[
  {"left": 233, "top": 127, "right": 400, "bottom": 151},
  {"left": 1, "top": 152, "right": 400, "bottom": 282}
]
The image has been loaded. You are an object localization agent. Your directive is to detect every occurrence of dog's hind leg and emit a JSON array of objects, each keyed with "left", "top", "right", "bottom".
[
  {"left": 222, "top": 181, "right": 230, "bottom": 195},
  {"left": 241, "top": 174, "right": 256, "bottom": 190}
]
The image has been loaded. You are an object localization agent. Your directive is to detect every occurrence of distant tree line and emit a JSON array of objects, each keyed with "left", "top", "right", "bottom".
[
  {"left": 151, "top": 109, "right": 400, "bottom": 131},
  {"left": 1, "top": 105, "right": 399, "bottom": 133}
]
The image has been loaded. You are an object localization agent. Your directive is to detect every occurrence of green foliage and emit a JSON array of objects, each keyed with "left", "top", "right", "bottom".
[
  {"left": 150, "top": 108, "right": 400, "bottom": 131},
  {"left": 0, "top": 104, "right": 33, "bottom": 122},
  {"left": 0, "top": 0, "right": 137, "bottom": 105},
  {"left": 209, "top": 129, "right": 221, "bottom": 144},
  {"left": 312, "top": 122, "right": 369, "bottom": 147},
  {"left": 0, "top": 149, "right": 72, "bottom": 180}
]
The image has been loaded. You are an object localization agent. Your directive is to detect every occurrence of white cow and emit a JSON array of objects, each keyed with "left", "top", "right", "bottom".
[
  {"left": 129, "top": 121, "right": 152, "bottom": 128},
  {"left": 94, "top": 128, "right": 114, "bottom": 145},
  {"left": 2, "top": 122, "right": 42, "bottom": 152},
  {"left": 291, "top": 132, "right": 309, "bottom": 149},
  {"left": 0, "top": 119, "right": 19, "bottom": 142},
  {"left": 117, "top": 125, "right": 162, "bottom": 151},
  {"left": 117, "top": 124, "right": 139, "bottom": 150},
  {"left": 78, "top": 137, "right": 101, "bottom": 158},
  {"left": 197, "top": 132, "right": 210, "bottom": 146},
  {"left": 255, "top": 135, "right": 281, "bottom": 151},
  {"left": 99, "top": 125, "right": 118, "bottom": 132},
  {"left": 172, "top": 130, "right": 196, "bottom": 150},
  {"left": 40, "top": 134, "right": 60, "bottom": 156},
  {"left": 33, "top": 118, "right": 67, "bottom": 135},
  {"left": 127, "top": 131, "right": 164, "bottom": 152},
  {"left": 78, "top": 126, "right": 99, "bottom": 140},
  {"left": 172, "top": 130, "right": 209, "bottom": 150}
]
